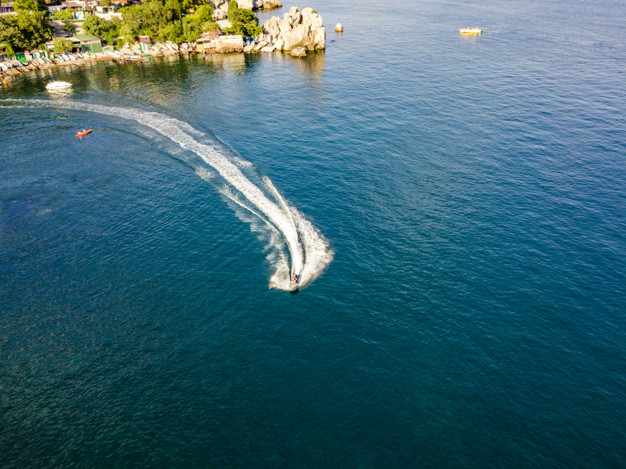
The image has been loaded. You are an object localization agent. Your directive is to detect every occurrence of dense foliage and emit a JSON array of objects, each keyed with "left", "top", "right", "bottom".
[
  {"left": 0, "top": 0, "right": 53, "bottom": 51},
  {"left": 0, "top": 0, "right": 262, "bottom": 55},
  {"left": 51, "top": 10, "right": 74, "bottom": 21},
  {"left": 119, "top": 0, "right": 220, "bottom": 43},
  {"left": 83, "top": 15, "right": 122, "bottom": 46},
  {"left": 53, "top": 37, "right": 73, "bottom": 54},
  {"left": 226, "top": 0, "right": 262, "bottom": 37}
]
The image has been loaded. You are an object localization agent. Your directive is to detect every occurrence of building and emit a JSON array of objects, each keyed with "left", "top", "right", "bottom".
[
  {"left": 61, "top": 0, "right": 99, "bottom": 11},
  {"left": 138, "top": 36, "right": 152, "bottom": 52},
  {"left": 215, "top": 35, "right": 244, "bottom": 53},
  {"left": 73, "top": 34, "right": 103, "bottom": 54},
  {"left": 0, "top": 0, "right": 14, "bottom": 14}
]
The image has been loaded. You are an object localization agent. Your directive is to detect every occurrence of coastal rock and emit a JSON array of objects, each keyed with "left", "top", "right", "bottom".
[
  {"left": 279, "top": 19, "right": 292, "bottom": 35},
  {"left": 237, "top": 0, "right": 253, "bottom": 9},
  {"left": 213, "top": 9, "right": 227, "bottom": 20},
  {"left": 256, "top": 0, "right": 282, "bottom": 9},
  {"left": 334, "top": 22, "right": 343, "bottom": 32},
  {"left": 282, "top": 25, "right": 304, "bottom": 50},
  {"left": 264, "top": 16, "right": 281, "bottom": 37},
  {"left": 236, "top": 0, "right": 282, "bottom": 10},
  {"left": 210, "top": 0, "right": 228, "bottom": 20},
  {"left": 285, "top": 6, "right": 302, "bottom": 27},
  {"left": 217, "top": 19, "right": 232, "bottom": 30},
  {"left": 262, "top": 6, "right": 325, "bottom": 51},
  {"left": 290, "top": 46, "right": 307, "bottom": 57}
]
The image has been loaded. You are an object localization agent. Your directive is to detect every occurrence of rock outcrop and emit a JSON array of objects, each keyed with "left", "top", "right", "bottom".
[
  {"left": 237, "top": 0, "right": 282, "bottom": 9},
  {"left": 263, "top": 7, "right": 325, "bottom": 53},
  {"left": 210, "top": 0, "right": 229, "bottom": 20}
]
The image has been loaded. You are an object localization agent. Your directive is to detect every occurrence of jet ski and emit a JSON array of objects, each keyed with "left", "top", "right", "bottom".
[{"left": 289, "top": 273, "right": 301, "bottom": 290}]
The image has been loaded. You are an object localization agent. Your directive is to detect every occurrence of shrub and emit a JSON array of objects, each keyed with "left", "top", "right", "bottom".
[
  {"left": 52, "top": 10, "right": 74, "bottom": 21},
  {"left": 54, "top": 37, "right": 73, "bottom": 54},
  {"left": 83, "top": 14, "right": 121, "bottom": 46},
  {"left": 226, "top": 1, "right": 262, "bottom": 37}
]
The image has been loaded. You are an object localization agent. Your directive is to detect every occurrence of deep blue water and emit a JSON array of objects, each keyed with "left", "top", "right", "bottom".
[{"left": 1, "top": 0, "right": 625, "bottom": 466}]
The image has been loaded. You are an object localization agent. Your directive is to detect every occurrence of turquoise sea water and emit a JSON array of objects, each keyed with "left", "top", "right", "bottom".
[{"left": 1, "top": 0, "right": 625, "bottom": 466}]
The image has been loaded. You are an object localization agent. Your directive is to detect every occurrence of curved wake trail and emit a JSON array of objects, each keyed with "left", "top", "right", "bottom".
[{"left": 5, "top": 99, "right": 332, "bottom": 290}]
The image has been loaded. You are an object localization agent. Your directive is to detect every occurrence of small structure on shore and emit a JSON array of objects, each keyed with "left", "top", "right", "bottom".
[
  {"left": 215, "top": 35, "right": 244, "bottom": 53},
  {"left": 74, "top": 34, "right": 103, "bottom": 54},
  {"left": 138, "top": 36, "right": 152, "bottom": 52}
]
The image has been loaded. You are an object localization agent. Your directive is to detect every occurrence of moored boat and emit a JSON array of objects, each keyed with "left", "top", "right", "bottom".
[
  {"left": 459, "top": 26, "right": 483, "bottom": 34},
  {"left": 46, "top": 80, "right": 72, "bottom": 91}
]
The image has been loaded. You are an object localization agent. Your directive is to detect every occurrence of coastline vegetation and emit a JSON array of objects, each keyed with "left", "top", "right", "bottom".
[
  {"left": 0, "top": 0, "right": 53, "bottom": 51},
  {"left": 0, "top": 0, "right": 262, "bottom": 54}
]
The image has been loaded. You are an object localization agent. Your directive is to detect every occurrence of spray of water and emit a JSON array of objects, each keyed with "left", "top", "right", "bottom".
[{"left": 3, "top": 99, "right": 333, "bottom": 289}]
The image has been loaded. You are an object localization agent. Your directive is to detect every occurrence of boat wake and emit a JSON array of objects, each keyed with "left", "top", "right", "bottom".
[{"left": 3, "top": 99, "right": 333, "bottom": 290}]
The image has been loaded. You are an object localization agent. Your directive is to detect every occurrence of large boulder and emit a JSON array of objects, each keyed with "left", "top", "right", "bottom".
[
  {"left": 217, "top": 19, "right": 232, "bottom": 30},
  {"left": 237, "top": 0, "right": 253, "bottom": 9},
  {"left": 285, "top": 6, "right": 302, "bottom": 27},
  {"left": 210, "top": 0, "right": 229, "bottom": 20},
  {"left": 262, "top": 6, "right": 325, "bottom": 51},
  {"left": 279, "top": 19, "right": 292, "bottom": 34},
  {"left": 282, "top": 26, "right": 304, "bottom": 50},
  {"left": 264, "top": 16, "right": 281, "bottom": 37},
  {"left": 235, "top": 0, "right": 282, "bottom": 10},
  {"left": 290, "top": 46, "right": 307, "bottom": 57},
  {"left": 255, "top": 0, "right": 282, "bottom": 8}
]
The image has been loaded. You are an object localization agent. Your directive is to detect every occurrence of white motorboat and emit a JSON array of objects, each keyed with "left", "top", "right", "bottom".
[{"left": 46, "top": 80, "right": 72, "bottom": 91}]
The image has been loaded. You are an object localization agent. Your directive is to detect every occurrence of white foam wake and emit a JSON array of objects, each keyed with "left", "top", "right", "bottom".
[{"left": 5, "top": 99, "right": 333, "bottom": 289}]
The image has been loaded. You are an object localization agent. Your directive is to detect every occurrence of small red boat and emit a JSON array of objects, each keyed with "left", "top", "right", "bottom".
[{"left": 76, "top": 129, "right": 92, "bottom": 137}]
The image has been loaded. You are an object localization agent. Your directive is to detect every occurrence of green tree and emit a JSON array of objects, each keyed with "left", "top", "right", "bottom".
[
  {"left": 118, "top": 0, "right": 223, "bottom": 44},
  {"left": 54, "top": 37, "right": 73, "bottom": 54},
  {"left": 14, "top": 0, "right": 47, "bottom": 13},
  {"left": 83, "top": 14, "right": 121, "bottom": 46},
  {"left": 63, "top": 20, "right": 75, "bottom": 35},
  {"left": 226, "top": 0, "right": 261, "bottom": 37},
  {"left": 181, "top": 0, "right": 210, "bottom": 13},
  {"left": 15, "top": 10, "right": 54, "bottom": 49},
  {"left": 0, "top": 16, "right": 20, "bottom": 50},
  {"left": 0, "top": 42, "right": 16, "bottom": 59},
  {"left": 227, "top": 0, "right": 238, "bottom": 18},
  {"left": 1, "top": 0, "right": 53, "bottom": 50},
  {"left": 52, "top": 10, "right": 74, "bottom": 21},
  {"left": 193, "top": 4, "right": 212, "bottom": 23}
]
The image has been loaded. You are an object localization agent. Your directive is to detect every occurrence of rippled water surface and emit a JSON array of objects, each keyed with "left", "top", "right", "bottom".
[{"left": 1, "top": 0, "right": 625, "bottom": 466}]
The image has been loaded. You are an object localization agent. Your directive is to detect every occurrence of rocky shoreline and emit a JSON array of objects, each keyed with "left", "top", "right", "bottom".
[
  {"left": 0, "top": 52, "right": 153, "bottom": 81},
  {"left": 0, "top": 6, "right": 327, "bottom": 81}
]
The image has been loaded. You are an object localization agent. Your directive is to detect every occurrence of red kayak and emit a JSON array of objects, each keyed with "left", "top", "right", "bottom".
[{"left": 76, "top": 129, "right": 92, "bottom": 137}]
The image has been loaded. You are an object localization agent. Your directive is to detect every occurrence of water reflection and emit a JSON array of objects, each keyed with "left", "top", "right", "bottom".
[
  {"left": 1, "top": 50, "right": 326, "bottom": 106},
  {"left": 294, "top": 51, "right": 326, "bottom": 80},
  {"left": 201, "top": 52, "right": 260, "bottom": 76}
]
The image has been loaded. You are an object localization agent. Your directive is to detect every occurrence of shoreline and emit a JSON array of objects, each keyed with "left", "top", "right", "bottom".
[{"left": 0, "top": 37, "right": 311, "bottom": 81}]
